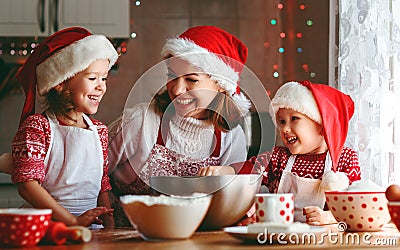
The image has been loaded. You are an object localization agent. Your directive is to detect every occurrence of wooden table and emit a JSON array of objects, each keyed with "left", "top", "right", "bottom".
[{"left": 22, "top": 224, "right": 400, "bottom": 250}]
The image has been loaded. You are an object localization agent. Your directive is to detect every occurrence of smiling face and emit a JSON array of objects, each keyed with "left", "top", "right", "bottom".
[
  {"left": 276, "top": 108, "right": 327, "bottom": 155},
  {"left": 62, "top": 59, "right": 109, "bottom": 116},
  {"left": 166, "top": 57, "right": 223, "bottom": 119}
]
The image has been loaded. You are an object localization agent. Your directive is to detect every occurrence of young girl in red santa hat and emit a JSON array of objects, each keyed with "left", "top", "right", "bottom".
[
  {"left": 108, "top": 26, "right": 251, "bottom": 226},
  {"left": 240, "top": 80, "right": 361, "bottom": 225},
  {"left": 11, "top": 27, "right": 118, "bottom": 228}
]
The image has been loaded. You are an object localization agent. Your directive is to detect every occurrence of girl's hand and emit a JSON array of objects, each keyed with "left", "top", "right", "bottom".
[
  {"left": 198, "top": 166, "right": 235, "bottom": 176},
  {"left": 236, "top": 203, "right": 256, "bottom": 226},
  {"left": 0, "top": 153, "right": 13, "bottom": 175},
  {"left": 236, "top": 213, "right": 256, "bottom": 226},
  {"left": 76, "top": 207, "right": 114, "bottom": 227},
  {"left": 303, "top": 206, "right": 337, "bottom": 225}
]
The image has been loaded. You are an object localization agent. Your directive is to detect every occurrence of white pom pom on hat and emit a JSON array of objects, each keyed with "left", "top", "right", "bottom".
[{"left": 320, "top": 171, "right": 350, "bottom": 191}]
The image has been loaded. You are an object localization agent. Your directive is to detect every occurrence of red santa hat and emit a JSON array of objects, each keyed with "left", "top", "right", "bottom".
[
  {"left": 161, "top": 26, "right": 251, "bottom": 116},
  {"left": 16, "top": 26, "right": 118, "bottom": 124},
  {"left": 270, "top": 80, "right": 355, "bottom": 169}
]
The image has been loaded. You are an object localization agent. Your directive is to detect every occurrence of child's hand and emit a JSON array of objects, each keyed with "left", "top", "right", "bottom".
[
  {"left": 236, "top": 213, "right": 256, "bottom": 226},
  {"left": 303, "top": 206, "right": 337, "bottom": 225},
  {"left": 0, "top": 153, "right": 13, "bottom": 175},
  {"left": 76, "top": 207, "right": 114, "bottom": 227},
  {"left": 236, "top": 203, "right": 256, "bottom": 226},
  {"left": 198, "top": 166, "right": 235, "bottom": 176}
]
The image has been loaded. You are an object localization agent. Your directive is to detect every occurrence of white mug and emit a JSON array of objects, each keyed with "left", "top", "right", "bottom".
[{"left": 255, "top": 193, "right": 294, "bottom": 224}]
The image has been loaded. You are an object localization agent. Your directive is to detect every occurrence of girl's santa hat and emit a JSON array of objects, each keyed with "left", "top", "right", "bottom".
[
  {"left": 16, "top": 26, "right": 118, "bottom": 124},
  {"left": 161, "top": 26, "right": 251, "bottom": 116},
  {"left": 270, "top": 80, "right": 355, "bottom": 190}
]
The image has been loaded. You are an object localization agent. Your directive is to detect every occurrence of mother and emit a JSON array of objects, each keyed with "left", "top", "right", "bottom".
[{"left": 107, "top": 26, "right": 251, "bottom": 226}]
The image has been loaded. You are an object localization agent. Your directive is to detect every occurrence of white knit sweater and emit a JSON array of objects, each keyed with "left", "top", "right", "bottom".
[{"left": 107, "top": 103, "right": 248, "bottom": 184}]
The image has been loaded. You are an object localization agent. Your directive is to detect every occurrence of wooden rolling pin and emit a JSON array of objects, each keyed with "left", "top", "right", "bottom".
[{"left": 42, "top": 221, "right": 92, "bottom": 245}]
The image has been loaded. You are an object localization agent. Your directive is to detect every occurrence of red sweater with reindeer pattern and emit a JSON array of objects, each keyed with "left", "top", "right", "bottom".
[
  {"left": 239, "top": 146, "right": 361, "bottom": 193},
  {"left": 11, "top": 114, "right": 111, "bottom": 193}
]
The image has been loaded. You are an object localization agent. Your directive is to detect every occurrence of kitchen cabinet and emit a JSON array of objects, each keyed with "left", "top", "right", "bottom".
[{"left": 0, "top": 0, "right": 129, "bottom": 37}]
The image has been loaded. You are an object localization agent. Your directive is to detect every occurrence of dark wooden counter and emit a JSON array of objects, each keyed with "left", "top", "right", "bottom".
[{"left": 23, "top": 224, "right": 400, "bottom": 250}]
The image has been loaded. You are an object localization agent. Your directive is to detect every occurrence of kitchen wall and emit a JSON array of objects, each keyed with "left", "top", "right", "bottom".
[
  {"left": 96, "top": 0, "right": 277, "bottom": 126},
  {"left": 0, "top": 0, "right": 329, "bottom": 207},
  {"left": 94, "top": 0, "right": 329, "bottom": 126}
]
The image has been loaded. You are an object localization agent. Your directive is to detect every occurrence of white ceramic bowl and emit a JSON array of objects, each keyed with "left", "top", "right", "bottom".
[
  {"left": 325, "top": 191, "right": 390, "bottom": 231},
  {"left": 0, "top": 208, "right": 52, "bottom": 247},
  {"left": 150, "top": 174, "right": 262, "bottom": 230},
  {"left": 120, "top": 194, "right": 212, "bottom": 240}
]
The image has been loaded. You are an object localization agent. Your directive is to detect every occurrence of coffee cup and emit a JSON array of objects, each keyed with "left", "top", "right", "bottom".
[{"left": 255, "top": 193, "right": 294, "bottom": 224}]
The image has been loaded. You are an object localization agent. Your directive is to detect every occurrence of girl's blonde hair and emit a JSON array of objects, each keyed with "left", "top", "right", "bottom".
[{"left": 153, "top": 89, "right": 243, "bottom": 132}]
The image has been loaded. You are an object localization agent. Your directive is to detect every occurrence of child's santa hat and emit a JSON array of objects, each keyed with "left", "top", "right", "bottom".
[
  {"left": 161, "top": 26, "right": 251, "bottom": 116},
  {"left": 270, "top": 81, "right": 355, "bottom": 189},
  {"left": 16, "top": 26, "right": 118, "bottom": 124}
]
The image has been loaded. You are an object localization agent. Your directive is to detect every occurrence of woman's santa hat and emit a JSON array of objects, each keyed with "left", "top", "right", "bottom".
[
  {"left": 161, "top": 26, "right": 251, "bottom": 116},
  {"left": 270, "top": 80, "right": 355, "bottom": 190},
  {"left": 16, "top": 26, "right": 118, "bottom": 123}
]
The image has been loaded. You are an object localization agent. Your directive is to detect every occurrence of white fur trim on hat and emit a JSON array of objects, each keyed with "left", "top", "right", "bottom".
[
  {"left": 36, "top": 35, "right": 118, "bottom": 96},
  {"left": 161, "top": 37, "right": 250, "bottom": 116},
  {"left": 269, "top": 81, "right": 322, "bottom": 124}
]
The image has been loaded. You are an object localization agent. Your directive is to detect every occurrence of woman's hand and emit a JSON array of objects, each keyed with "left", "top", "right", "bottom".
[
  {"left": 76, "top": 207, "right": 114, "bottom": 227},
  {"left": 97, "top": 191, "right": 115, "bottom": 228},
  {"left": 198, "top": 166, "right": 235, "bottom": 176},
  {"left": 303, "top": 206, "right": 337, "bottom": 225}
]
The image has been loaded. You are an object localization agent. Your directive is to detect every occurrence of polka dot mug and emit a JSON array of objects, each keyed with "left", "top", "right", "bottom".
[{"left": 255, "top": 193, "right": 294, "bottom": 224}]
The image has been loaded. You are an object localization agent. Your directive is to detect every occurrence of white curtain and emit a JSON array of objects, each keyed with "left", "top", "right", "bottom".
[{"left": 338, "top": 0, "right": 400, "bottom": 187}]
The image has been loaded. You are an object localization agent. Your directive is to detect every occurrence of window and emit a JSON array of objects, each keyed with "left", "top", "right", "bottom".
[{"left": 338, "top": 0, "right": 400, "bottom": 187}]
